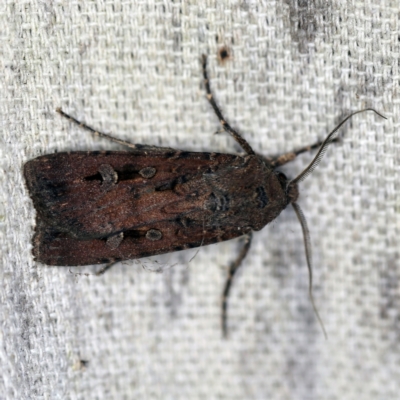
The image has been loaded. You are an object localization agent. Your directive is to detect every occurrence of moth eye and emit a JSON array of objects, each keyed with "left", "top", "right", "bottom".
[
  {"left": 146, "top": 229, "right": 162, "bottom": 241},
  {"left": 139, "top": 167, "right": 156, "bottom": 179},
  {"left": 106, "top": 232, "right": 124, "bottom": 249},
  {"left": 276, "top": 171, "right": 288, "bottom": 188}
]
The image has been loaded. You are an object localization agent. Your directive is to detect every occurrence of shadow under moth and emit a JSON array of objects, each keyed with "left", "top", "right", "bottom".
[{"left": 24, "top": 55, "right": 385, "bottom": 337}]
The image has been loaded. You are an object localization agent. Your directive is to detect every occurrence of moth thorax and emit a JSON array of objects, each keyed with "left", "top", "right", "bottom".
[{"left": 287, "top": 182, "right": 299, "bottom": 204}]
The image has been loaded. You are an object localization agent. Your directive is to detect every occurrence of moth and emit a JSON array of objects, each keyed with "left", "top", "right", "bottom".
[{"left": 24, "top": 55, "right": 384, "bottom": 336}]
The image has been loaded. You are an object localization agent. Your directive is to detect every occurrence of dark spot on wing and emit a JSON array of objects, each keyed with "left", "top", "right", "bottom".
[
  {"left": 206, "top": 192, "right": 230, "bottom": 212},
  {"left": 139, "top": 167, "right": 156, "bottom": 179},
  {"left": 146, "top": 229, "right": 162, "bottom": 241},
  {"left": 256, "top": 186, "right": 269, "bottom": 208}
]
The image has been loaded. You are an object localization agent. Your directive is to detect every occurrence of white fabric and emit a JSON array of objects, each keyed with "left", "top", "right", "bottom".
[{"left": 1, "top": 1, "right": 399, "bottom": 399}]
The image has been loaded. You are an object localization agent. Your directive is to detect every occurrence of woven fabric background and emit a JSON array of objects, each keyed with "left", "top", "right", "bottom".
[{"left": 1, "top": 1, "right": 399, "bottom": 399}]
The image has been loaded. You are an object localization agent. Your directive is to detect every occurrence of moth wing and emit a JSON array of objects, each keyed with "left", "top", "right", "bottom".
[
  {"left": 33, "top": 217, "right": 250, "bottom": 266},
  {"left": 24, "top": 151, "right": 240, "bottom": 238}
]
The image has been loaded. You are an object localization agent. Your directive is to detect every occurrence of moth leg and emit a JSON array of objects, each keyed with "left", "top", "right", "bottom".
[
  {"left": 221, "top": 232, "right": 253, "bottom": 338},
  {"left": 95, "top": 261, "right": 119, "bottom": 276},
  {"left": 56, "top": 108, "right": 175, "bottom": 153},
  {"left": 268, "top": 138, "right": 340, "bottom": 168},
  {"left": 202, "top": 55, "right": 255, "bottom": 156}
]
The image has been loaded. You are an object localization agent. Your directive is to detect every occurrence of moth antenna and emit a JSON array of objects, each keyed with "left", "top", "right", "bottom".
[
  {"left": 291, "top": 202, "right": 327, "bottom": 339},
  {"left": 289, "top": 108, "right": 386, "bottom": 186}
]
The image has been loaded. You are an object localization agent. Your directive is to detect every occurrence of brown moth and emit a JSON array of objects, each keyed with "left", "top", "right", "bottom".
[{"left": 24, "top": 55, "right": 384, "bottom": 336}]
